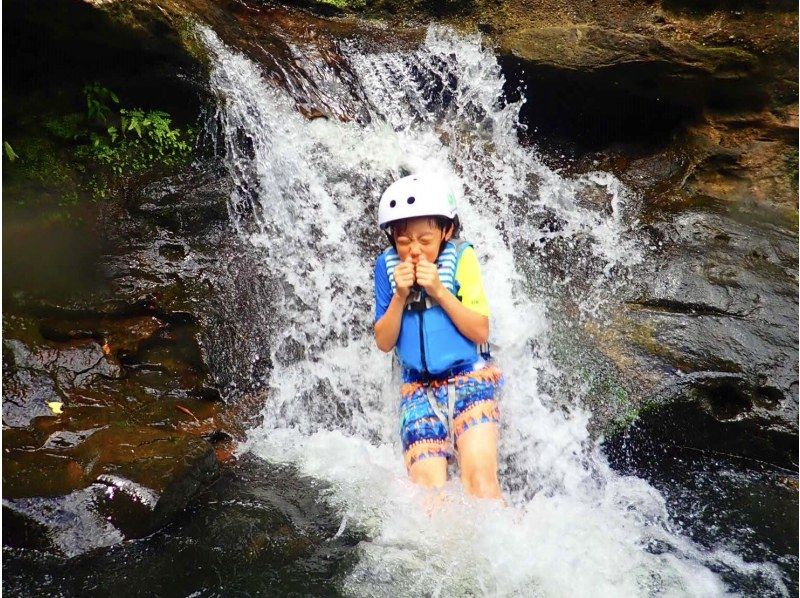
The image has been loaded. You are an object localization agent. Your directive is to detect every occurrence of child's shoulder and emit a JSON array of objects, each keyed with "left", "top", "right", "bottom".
[
  {"left": 446, "top": 238, "right": 476, "bottom": 255},
  {"left": 376, "top": 246, "right": 398, "bottom": 260},
  {"left": 374, "top": 248, "right": 399, "bottom": 274}
]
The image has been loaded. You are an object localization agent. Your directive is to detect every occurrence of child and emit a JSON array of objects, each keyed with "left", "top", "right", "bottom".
[{"left": 373, "top": 174, "right": 504, "bottom": 499}]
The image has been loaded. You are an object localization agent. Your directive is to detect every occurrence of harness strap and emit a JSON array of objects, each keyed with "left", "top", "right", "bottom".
[
  {"left": 405, "top": 290, "right": 438, "bottom": 312},
  {"left": 447, "top": 383, "right": 457, "bottom": 448},
  {"left": 425, "top": 382, "right": 458, "bottom": 451}
]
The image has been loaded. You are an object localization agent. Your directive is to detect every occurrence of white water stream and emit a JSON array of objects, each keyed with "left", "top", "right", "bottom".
[{"left": 199, "top": 24, "right": 786, "bottom": 597}]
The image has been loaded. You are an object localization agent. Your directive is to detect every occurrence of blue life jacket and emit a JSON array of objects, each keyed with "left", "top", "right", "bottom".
[{"left": 381, "top": 240, "right": 485, "bottom": 375}]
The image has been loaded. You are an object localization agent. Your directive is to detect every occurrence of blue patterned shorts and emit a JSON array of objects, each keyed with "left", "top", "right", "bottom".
[{"left": 399, "top": 364, "right": 503, "bottom": 470}]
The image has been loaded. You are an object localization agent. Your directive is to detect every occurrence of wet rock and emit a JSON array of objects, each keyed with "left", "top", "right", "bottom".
[
  {"left": 131, "top": 168, "right": 230, "bottom": 234},
  {"left": 2, "top": 334, "right": 122, "bottom": 427},
  {"left": 2, "top": 449, "right": 87, "bottom": 499},
  {"left": 76, "top": 427, "right": 219, "bottom": 536},
  {"left": 596, "top": 210, "right": 797, "bottom": 436},
  {"left": 499, "top": 24, "right": 758, "bottom": 82},
  {"left": 39, "top": 315, "right": 166, "bottom": 354},
  {"left": 608, "top": 105, "right": 798, "bottom": 219},
  {"left": 1, "top": 0, "right": 258, "bottom": 563},
  {"left": 4, "top": 338, "right": 121, "bottom": 387},
  {"left": 3, "top": 487, "right": 124, "bottom": 557},
  {"left": 488, "top": 0, "right": 795, "bottom": 154},
  {"left": 4, "top": 457, "right": 357, "bottom": 597},
  {"left": 498, "top": 31, "right": 767, "bottom": 153},
  {"left": 3, "top": 427, "right": 218, "bottom": 556},
  {"left": 678, "top": 111, "right": 798, "bottom": 212},
  {"left": 2, "top": 364, "right": 59, "bottom": 428}
]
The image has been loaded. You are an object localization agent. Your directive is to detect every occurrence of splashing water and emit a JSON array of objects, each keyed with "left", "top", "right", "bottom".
[{"left": 198, "top": 24, "right": 786, "bottom": 597}]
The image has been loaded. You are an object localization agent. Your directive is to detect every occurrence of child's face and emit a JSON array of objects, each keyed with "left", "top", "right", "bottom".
[{"left": 392, "top": 217, "right": 453, "bottom": 265}]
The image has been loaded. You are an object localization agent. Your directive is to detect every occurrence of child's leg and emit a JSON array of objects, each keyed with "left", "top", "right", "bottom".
[
  {"left": 451, "top": 364, "right": 504, "bottom": 500},
  {"left": 456, "top": 423, "right": 502, "bottom": 499},
  {"left": 400, "top": 381, "right": 451, "bottom": 488},
  {"left": 408, "top": 455, "right": 448, "bottom": 488}
]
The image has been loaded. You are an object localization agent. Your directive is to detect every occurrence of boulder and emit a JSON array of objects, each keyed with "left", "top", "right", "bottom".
[
  {"left": 3, "top": 426, "right": 218, "bottom": 556},
  {"left": 591, "top": 208, "right": 797, "bottom": 442},
  {"left": 498, "top": 24, "right": 759, "bottom": 79},
  {"left": 2, "top": 334, "right": 121, "bottom": 428}
]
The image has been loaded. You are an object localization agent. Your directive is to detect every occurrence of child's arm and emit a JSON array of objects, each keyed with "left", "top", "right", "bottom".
[
  {"left": 374, "top": 257, "right": 415, "bottom": 352},
  {"left": 415, "top": 255, "right": 490, "bottom": 345},
  {"left": 374, "top": 293, "right": 406, "bottom": 352}
]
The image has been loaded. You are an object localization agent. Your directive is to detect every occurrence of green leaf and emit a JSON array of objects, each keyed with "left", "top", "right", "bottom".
[{"left": 4, "top": 141, "right": 19, "bottom": 161}]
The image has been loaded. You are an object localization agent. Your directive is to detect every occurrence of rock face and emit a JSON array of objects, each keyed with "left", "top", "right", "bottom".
[
  {"left": 592, "top": 208, "right": 797, "bottom": 442},
  {"left": 3, "top": 427, "right": 218, "bottom": 556},
  {"left": 474, "top": 0, "right": 798, "bottom": 445},
  {"left": 3, "top": 336, "right": 122, "bottom": 428},
  {"left": 1, "top": 0, "right": 256, "bottom": 558},
  {"left": 3, "top": 457, "right": 356, "bottom": 597},
  {"left": 1, "top": 299, "right": 230, "bottom": 554},
  {"left": 499, "top": 23, "right": 758, "bottom": 78}
]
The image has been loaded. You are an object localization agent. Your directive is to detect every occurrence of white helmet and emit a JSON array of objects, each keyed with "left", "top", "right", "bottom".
[{"left": 378, "top": 174, "right": 458, "bottom": 230}]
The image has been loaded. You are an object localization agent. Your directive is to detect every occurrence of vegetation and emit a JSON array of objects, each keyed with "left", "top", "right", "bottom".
[
  {"left": 4, "top": 135, "right": 82, "bottom": 210},
  {"left": 314, "top": 0, "right": 366, "bottom": 8},
  {"left": 4, "top": 141, "right": 19, "bottom": 162},
  {"left": 5, "top": 83, "right": 195, "bottom": 201}
]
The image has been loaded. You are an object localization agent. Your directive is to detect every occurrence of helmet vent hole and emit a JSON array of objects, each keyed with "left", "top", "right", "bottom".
[
  {"left": 389, "top": 200, "right": 396, "bottom": 208},
  {"left": 407, "top": 196, "right": 416, "bottom": 204}
]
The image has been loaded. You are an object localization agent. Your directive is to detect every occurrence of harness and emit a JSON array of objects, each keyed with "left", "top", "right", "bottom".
[{"left": 430, "top": 379, "right": 460, "bottom": 450}]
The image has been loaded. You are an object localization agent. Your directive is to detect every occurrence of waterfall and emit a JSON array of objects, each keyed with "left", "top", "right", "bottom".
[{"left": 198, "top": 24, "right": 787, "bottom": 597}]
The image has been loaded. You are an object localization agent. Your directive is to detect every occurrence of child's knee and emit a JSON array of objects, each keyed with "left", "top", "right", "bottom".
[
  {"left": 409, "top": 458, "right": 447, "bottom": 488},
  {"left": 462, "top": 466, "right": 501, "bottom": 499}
]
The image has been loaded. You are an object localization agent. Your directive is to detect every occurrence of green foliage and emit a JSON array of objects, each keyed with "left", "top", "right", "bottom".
[
  {"left": 42, "top": 84, "right": 194, "bottom": 199},
  {"left": 316, "top": 0, "right": 366, "bottom": 8},
  {"left": 4, "top": 141, "right": 19, "bottom": 161},
  {"left": 83, "top": 82, "right": 119, "bottom": 122},
  {"left": 44, "top": 113, "right": 85, "bottom": 141},
  {"left": 4, "top": 136, "right": 81, "bottom": 207},
  {"left": 76, "top": 107, "right": 194, "bottom": 183},
  {"left": 7, "top": 83, "right": 194, "bottom": 201}
]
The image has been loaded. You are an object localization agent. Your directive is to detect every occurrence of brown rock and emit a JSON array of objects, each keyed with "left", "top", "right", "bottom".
[{"left": 3, "top": 426, "right": 219, "bottom": 555}]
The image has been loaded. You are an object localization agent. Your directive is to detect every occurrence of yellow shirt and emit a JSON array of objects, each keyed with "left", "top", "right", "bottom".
[{"left": 454, "top": 246, "right": 490, "bottom": 317}]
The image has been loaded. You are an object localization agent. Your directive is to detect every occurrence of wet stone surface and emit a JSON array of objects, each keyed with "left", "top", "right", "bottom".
[
  {"left": 0, "top": 206, "right": 255, "bottom": 555},
  {"left": 2, "top": 155, "right": 246, "bottom": 556},
  {"left": 602, "top": 208, "right": 799, "bottom": 437},
  {"left": 4, "top": 427, "right": 218, "bottom": 555},
  {"left": 605, "top": 403, "right": 798, "bottom": 594},
  {"left": 2, "top": 457, "right": 360, "bottom": 597}
]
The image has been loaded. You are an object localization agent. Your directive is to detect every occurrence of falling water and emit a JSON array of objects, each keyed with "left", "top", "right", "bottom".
[{"left": 198, "top": 24, "right": 787, "bottom": 597}]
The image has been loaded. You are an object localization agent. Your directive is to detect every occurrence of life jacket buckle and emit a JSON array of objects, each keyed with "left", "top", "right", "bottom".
[{"left": 406, "top": 288, "right": 429, "bottom": 312}]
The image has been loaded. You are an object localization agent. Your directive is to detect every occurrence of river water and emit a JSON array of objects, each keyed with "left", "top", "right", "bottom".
[{"left": 197, "top": 23, "right": 790, "bottom": 597}]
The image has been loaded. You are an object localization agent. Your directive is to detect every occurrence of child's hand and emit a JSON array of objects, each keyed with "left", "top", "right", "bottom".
[
  {"left": 394, "top": 256, "right": 416, "bottom": 299},
  {"left": 415, "top": 255, "right": 445, "bottom": 300}
]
